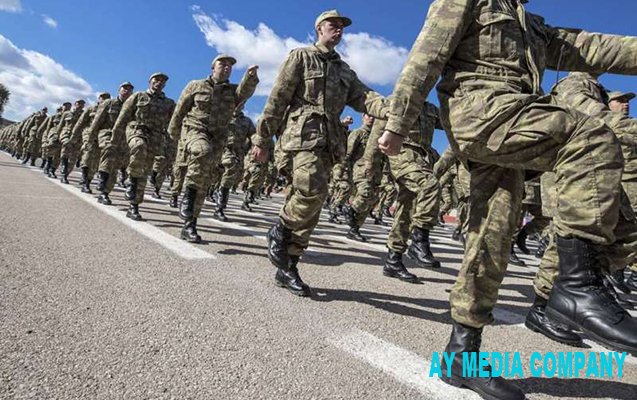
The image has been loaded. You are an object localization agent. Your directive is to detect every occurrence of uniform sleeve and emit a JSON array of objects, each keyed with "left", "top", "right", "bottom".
[
  {"left": 55, "top": 113, "right": 69, "bottom": 140},
  {"left": 70, "top": 109, "right": 91, "bottom": 143},
  {"left": 546, "top": 26, "right": 637, "bottom": 75},
  {"left": 87, "top": 101, "right": 109, "bottom": 143},
  {"left": 168, "top": 82, "right": 196, "bottom": 141},
  {"left": 385, "top": 0, "right": 473, "bottom": 136},
  {"left": 112, "top": 94, "right": 138, "bottom": 144},
  {"left": 345, "top": 129, "right": 361, "bottom": 164},
  {"left": 254, "top": 50, "right": 303, "bottom": 148},
  {"left": 433, "top": 146, "right": 457, "bottom": 180},
  {"left": 362, "top": 119, "right": 387, "bottom": 166},
  {"left": 345, "top": 72, "right": 387, "bottom": 119},
  {"left": 235, "top": 71, "right": 259, "bottom": 106}
]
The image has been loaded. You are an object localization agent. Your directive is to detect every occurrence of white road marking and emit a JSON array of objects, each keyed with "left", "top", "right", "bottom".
[
  {"left": 22, "top": 164, "right": 215, "bottom": 260},
  {"left": 328, "top": 329, "right": 480, "bottom": 399}
]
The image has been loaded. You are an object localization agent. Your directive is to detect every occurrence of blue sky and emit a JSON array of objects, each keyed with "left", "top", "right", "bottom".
[{"left": 1, "top": 0, "right": 637, "bottom": 153}]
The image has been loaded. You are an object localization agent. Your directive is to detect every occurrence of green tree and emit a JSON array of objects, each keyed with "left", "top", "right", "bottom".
[{"left": 0, "top": 83, "right": 10, "bottom": 118}]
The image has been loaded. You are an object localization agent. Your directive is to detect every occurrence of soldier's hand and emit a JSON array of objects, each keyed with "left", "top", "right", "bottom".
[
  {"left": 341, "top": 116, "right": 354, "bottom": 127},
  {"left": 247, "top": 65, "right": 259, "bottom": 77},
  {"left": 251, "top": 145, "right": 268, "bottom": 163},
  {"left": 378, "top": 130, "right": 403, "bottom": 156}
]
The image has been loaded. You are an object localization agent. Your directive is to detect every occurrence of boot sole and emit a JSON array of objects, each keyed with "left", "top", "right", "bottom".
[
  {"left": 383, "top": 270, "right": 418, "bottom": 284},
  {"left": 406, "top": 250, "right": 441, "bottom": 269},
  {"left": 440, "top": 375, "right": 516, "bottom": 400},
  {"left": 524, "top": 318, "right": 586, "bottom": 348},
  {"left": 546, "top": 307, "right": 637, "bottom": 356},
  {"left": 274, "top": 279, "right": 310, "bottom": 297},
  {"left": 181, "top": 235, "right": 202, "bottom": 243}
]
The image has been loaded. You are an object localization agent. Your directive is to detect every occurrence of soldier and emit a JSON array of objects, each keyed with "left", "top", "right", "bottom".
[
  {"left": 343, "top": 114, "right": 375, "bottom": 241},
  {"left": 607, "top": 91, "right": 637, "bottom": 292},
  {"left": 88, "top": 82, "right": 134, "bottom": 205},
  {"left": 43, "top": 102, "right": 72, "bottom": 178},
  {"left": 58, "top": 99, "right": 86, "bottom": 184},
  {"left": 112, "top": 73, "right": 175, "bottom": 220},
  {"left": 251, "top": 10, "right": 387, "bottom": 297},
  {"left": 168, "top": 56, "right": 258, "bottom": 242},
  {"left": 380, "top": 1, "right": 637, "bottom": 398},
  {"left": 75, "top": 92, "right": 111, "bottom": 193},
  {"left": 20, "top": 107, "right": 48, "bottom": 166},
  {"left": 213, "top": 103, "right": 255, "bottom": 221}
]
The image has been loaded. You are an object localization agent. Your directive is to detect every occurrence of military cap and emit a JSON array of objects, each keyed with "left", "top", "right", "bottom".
[
  {"left": 212, "top": 54, "right": 237, "bottom": 66},
  {"left": 63, "top": 102, "right": 72, "bottom": 107},
  {"left": 120, "top": 81, "right": 134, "bottom": 89},
  {"left": 608, "top": 91, "right": 636, "bottom": 102},
  {"left": 149, "top": 72, "right": 169, "bottom": 82},
  {"left": 315, "top": 9, "right": 352, "bottom": 28},
  {"left": 75, "top": 99, "right": 86, "bottom": 104},
  {"left": 98, "top": 92, "right": 111, "bottom": 99}
]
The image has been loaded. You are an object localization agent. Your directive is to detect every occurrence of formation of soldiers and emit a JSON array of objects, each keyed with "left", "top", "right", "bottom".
[{"left": 2, "top": 3, "right": 637, "bottom": 399}]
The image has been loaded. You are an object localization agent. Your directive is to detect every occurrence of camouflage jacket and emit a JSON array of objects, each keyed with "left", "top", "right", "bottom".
[
  {"left": 386, "top": 0, "right": 637, "bottom": 155},
  {"left": 254, "top": 43, "right": 387, "bottom": 161},
  {"left": 112, "top": 90, "right": 175, "bottom": 143},
  {"left": 551, "top": 72, "right": 637, "bottom": 178},
  {"left": 404, "top": 102, "right": 442, "bottom": 150},
  {"left": 21, "top": 111, "right": 47, "bottom": 138},
  {"left": 87, "top": 96, "right": 127, "bottom": 142},
  {"left": 45, "top": 111, "right": 65, "bottom": 143},
  {"left": 56, "top": 108, "right": 83, "bottom": 143},
  {"left": 168, "top": 74, "right": 258, "bottom": 143},
  {"left": 225, "top": 111, "right": 256, "bottom": 157},
  {"left": 346, "top": 125, "right": 372, "bottom": 168},
  {"left": 71, "top": 104, "right": 100, "bottom": 143}
]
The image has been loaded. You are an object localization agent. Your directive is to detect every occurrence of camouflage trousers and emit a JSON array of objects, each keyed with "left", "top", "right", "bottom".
[
  {"left": 243, "top": 160, "right": 268, "bottom": 193},
  {"left": 387, "top": 169, "right": 440, "bottom": 253},
  {"left": 279, "top": 148, "right": 333, "bottom": 257},
  {"left": 330, "top": 179, "right": 351, "bottom": 212},
  {"left": 126, "top": 131, "right": 162, "bottom": 205},
  {"left": 97, "top": 130, "right": 128, "bottom": 194},
  {"left": 350, "top": 166, "right": 382, "bottom": 228},
  {"left": 375, "top": 176, "right": 397, "bottom": 215},
  {"left": 220, "top": 157, "right": 243, "bottom": 189},
  {"left": 151, "top": 135, "right": 176, "bottom": 193},
  {"left": 450, "top": 100, "right": 637, "bottom": 328},
  {"left": 80, "top": 130, "right": 100, "bottom": 179},
  {"left": 46, "top": 140, "right": 62, "bottom": 169},
  {"left": 27, "top": 131, "right": 43, "bottom": 162},
  {"left": 182, "top": 129, "right": 222, "bottom": 218},
  {"left": 60, "top": 135, "right": 82, "bottom": 175},
  {"left": 170, "top": 139, "right": 187, "bottom": 197},
  {"left": 624, "top": 178, "right": 637, "bottom": 273}
]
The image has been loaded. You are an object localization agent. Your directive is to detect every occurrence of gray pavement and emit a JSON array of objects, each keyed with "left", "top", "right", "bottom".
[{"left": 1, "top": 151, "right": 636, "bottom": 400}]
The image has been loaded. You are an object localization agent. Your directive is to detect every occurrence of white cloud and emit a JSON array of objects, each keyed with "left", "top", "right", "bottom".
[
  {"left": 191, "top": 5, "right": 407, "bottom": 97},
  {"left": 0, "top": 34, "right": 94, "bottom": 121},
  {"left": 42, "top": 14, "right": 58, "bottom": 28},
  {"left": 0, "top": 0, "right": 22, "bottom": 13}
]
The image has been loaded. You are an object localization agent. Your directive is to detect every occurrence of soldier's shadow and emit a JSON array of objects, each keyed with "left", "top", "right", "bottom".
[
  {"left": 512, "top": 377, "right": 636, "bottom": 399},
  {"left": 312, "top": 287, "right": 453, "bottom": 324}
]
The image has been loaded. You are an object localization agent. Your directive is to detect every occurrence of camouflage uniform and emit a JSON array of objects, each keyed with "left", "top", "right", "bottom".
[
  {"left": 112, "top": 82, "right": 175, "bottom": 213},
  {"left": 220, "top": 111, "right": 255, "bottom": 189},
  {"left": 76, "top": 96, "right": 109, "bottom": 188},
  {"left": 21, "top": 109, "right": 48, "bottom": 164},
  {"left": 58, "top": 102, "right": 86, "bottom": 180},
  {"left": 254, "top": 41, "right": 386, "bottom": 258},
  {"left": 386, "top": 0, "right": 637, "bottom": 348}
]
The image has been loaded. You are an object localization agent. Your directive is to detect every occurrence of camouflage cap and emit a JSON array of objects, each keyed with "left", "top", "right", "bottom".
[
  {"left": 608, "top": 90, "right": 636, "bottom": 102},
  {"left": 98, "top": 92, "right": 111, "bottom": 99},
  {"left": 149, "top": 72, "right": 169, "bottom": 82},
  {"left": 62, "top": 102, "right": 72, "bottom": 107},
  {"left": 119, "top": 81, "right": 134, "bottom": 89},
  {"left": 315, "top": 9, "right": 352, "bottom": 28},
  {"left": 212, "top": 54, "right": 237, "bottom": 66}
]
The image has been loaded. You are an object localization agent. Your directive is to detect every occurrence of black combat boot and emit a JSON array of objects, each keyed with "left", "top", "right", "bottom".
[
  {"left": 274, "top": 255, "right": 311, "bottom": 297},
  {"left": 21, "top": 153, "right": 30, "bottom": 164},
  {"left": 97, "top": 192, "right": 112, "bottom": 205},
  {"left": 39, "top": 158, "right": 46, "bottom": 169},
  {"left": 48, "top": 166, "right": 57, "bottom": 179},
  {"left": 29, "top": 157, "right": 36, "bottom": 167},
  {"left": 626, "top": 268, "right": 637, "bottom": 292},
  {"left": 42, "top": 158, "right": 50, "bottom": 174},
  {"left": 508, "top": 244, "right": 526, "bottom": 267},
  {"left": 515, "top": 226, "right": 530, "bottom": 254},
  {"left": 75, "top": 159, "right": 80, "bottom": 168},
  {"left": 546, "top": 236, "right": 637, "bottom": 355},
  {"left": 149, "top": 170, "right": 157, "bottom": 188},
  {"left": 80, "top": 167, "right": 92, "bottom": 193},
  {"left": 213, "top": 187, "right": 229, "bottom": 222},
  {"left": 126, "top": 203, "right": 142, "bottom": 221},
  {"left": 382, "top": 206, "right": 392, "bottom": 218},
  {"left": 96, "top": 171, "right": 109, "bottom": 193},
  {"left": 346, "top": 226, "right": 367, "bottom": 242},
  {"left": 118, "top": 168, "right": 127, "bottom": 187},
  {"left": 407, "top": 227, "right": 441, "bottom": 268},
  {"left": 181, "top": 218, "right": 202, "bottom": 243},
  {"left": 383, "top": 250, "right": 418, "bottom": 283},
  {"left": 169, "top": 195, "right": 179, "bottom": 208},
  {"left": 607, "top": 268, "right": 632, "bottom": 294},
  {"left": 125, "top": 177, "right": 138, "bottom": 201},
  {"left": 179, "top": 186, "right": 197, "bottom": 220},
  {"left": 266, "top": 222, "right": 292, "bottom": 270},
  {"left": 59, "top": 157, "right": 70, "bottom": 184},
  {"left": 327, "top": 209, "right": 341, "bottom": 224},
  {"left": 152, "top": 185, "right": 162, "bottom": 199},
  {"left": 241, "top": 191, "right": 252, "bottom": 211},
  {"left": 535, "top": 235, "right": 549, "bottom": 258},
  {"left": 525, "top": 294, "right": 585, "bottom": 347},
  {"left": 440, "top": 322, "right": 525, "bottom": 400}
]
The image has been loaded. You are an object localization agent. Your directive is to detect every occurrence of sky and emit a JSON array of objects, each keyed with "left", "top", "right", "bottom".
[{"left": 1, "top": 0, "right": 637, "bottom": 153}]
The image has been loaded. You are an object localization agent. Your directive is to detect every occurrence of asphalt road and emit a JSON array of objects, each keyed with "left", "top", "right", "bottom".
[{"left": 1, "top": 151, "right": 636, "bottom": 400}]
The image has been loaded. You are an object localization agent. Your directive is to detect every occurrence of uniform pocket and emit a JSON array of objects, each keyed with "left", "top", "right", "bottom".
[{"left": 476, "top": 11, "right": 518, "bottom": 60}]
